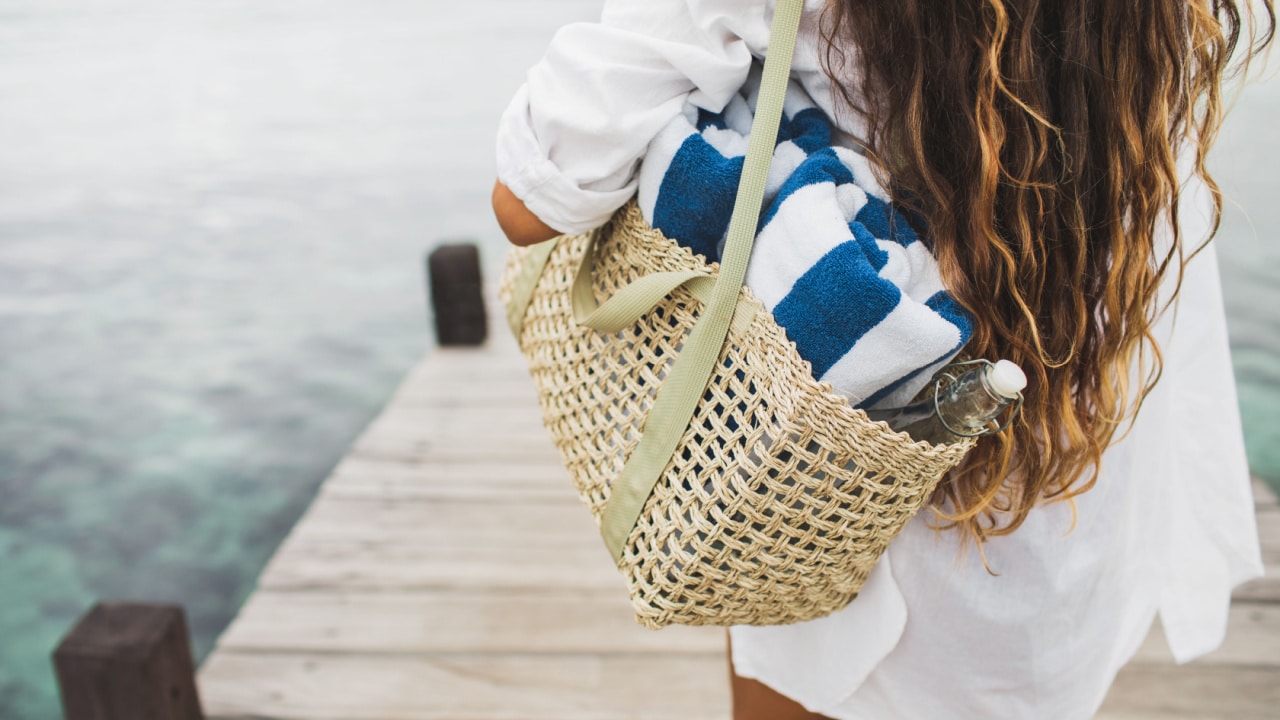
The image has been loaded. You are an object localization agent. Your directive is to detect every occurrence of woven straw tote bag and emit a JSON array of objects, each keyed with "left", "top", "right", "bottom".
[{"left": 498, "top": 0, "right": 975, "bottom": 629}]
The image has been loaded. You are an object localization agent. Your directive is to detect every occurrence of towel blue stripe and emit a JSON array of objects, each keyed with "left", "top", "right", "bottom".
[
  {"left": 652, "top": 135, "right": 743, "bottom": 261},
  {"left": 855, "top": 196, "right": 919, "bottom": 247},
  {"left": 772, "top": 241, "right": 903, "bottom": 379},
  {"left": 778, "top": 107, "right": 832, "bottom": 154},
  {"left": 925, "top": 291, "right": 974, "bottom": 338},
  {"left": 760, "top": 148, "right": 855, "bottom": 229},
  {"left": 850, "top": 222, "right": 888, "bottom": 272}
]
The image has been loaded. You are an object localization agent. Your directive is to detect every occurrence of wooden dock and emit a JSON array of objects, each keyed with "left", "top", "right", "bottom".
[{"left": 197, "top": 297, "right": 1279, "bottom": 719}]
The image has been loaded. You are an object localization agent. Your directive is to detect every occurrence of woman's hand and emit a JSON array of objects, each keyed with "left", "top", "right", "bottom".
[{"left": 491, "top": 180, "right": 560, "bottom": 246}]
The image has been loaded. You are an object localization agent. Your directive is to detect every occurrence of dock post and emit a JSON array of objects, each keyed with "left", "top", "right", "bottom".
[
  {"left": 52, "top": 602, "right": 204, "bottom": 720},
  {"left": 427, "top": 243, "right": 488, "bottom": 346}
]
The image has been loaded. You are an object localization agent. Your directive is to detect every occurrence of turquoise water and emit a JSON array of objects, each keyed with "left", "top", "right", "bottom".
[
  {"left": 1215, "top": 74, "right": 1280, "bottom": 485},
  {"left": 0, "top": 2, "right": 1276, "bottom": 719},
  {"left": 0, "top": 1, "right": 597, "bottom": 717}
]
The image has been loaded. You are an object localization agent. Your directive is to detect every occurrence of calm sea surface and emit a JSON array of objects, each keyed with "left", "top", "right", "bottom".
[{"left": 1, "top": 2, "right": 1277, "bottom": 718}]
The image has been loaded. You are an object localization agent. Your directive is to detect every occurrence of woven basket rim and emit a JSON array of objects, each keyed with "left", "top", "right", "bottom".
[{"left": 603, "top": 201, "right": 973, "bottom": 465}]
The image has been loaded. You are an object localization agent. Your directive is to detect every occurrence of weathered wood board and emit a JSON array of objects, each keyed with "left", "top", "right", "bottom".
[
  {"left": 215, "top": 589, "right": 722, "bottom": 655},
  {"left": 199, "top": 322, "right": 732, "bottom": 719}
]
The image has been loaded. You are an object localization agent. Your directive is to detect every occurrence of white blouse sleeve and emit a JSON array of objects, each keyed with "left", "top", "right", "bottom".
[{"left": 495, "top": 0, "right": 768, "bottom": 234}]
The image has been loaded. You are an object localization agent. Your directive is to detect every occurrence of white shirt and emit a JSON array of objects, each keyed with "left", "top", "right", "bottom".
[{"left": 495, "top": 1, "right": 1265, "bottom": 717}]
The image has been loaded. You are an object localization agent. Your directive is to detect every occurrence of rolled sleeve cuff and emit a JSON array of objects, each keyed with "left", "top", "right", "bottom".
[{"left": 495, "top": 85, "right": 638, "bottom": 235}]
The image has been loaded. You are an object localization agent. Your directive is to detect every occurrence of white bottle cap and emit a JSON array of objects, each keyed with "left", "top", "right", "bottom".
[{"left": 986, "top": 360, "right": 1027, "bottom": 398}]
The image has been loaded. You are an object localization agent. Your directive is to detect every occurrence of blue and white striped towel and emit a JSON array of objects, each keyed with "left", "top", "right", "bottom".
[{"left": 637, "top": 73, "right": 973, "bottom": 410}]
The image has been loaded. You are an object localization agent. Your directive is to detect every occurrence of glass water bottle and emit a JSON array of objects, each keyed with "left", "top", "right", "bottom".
[{"left": 866, "top": 359, "right": 1027, "bottom": 446}]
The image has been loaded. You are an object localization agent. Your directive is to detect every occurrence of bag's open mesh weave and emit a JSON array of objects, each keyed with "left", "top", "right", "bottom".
[{"left": 499, "top": 202, "right": 975, "bottom": 628}]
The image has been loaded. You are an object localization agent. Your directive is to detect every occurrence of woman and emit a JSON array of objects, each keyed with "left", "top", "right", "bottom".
[{"left": 492, "top": 1, "right": 1275, "bottom": 717}]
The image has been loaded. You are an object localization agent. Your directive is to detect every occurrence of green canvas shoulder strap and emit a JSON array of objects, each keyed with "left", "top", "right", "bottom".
[
  {"left": 597, "top": 0, "right": 804, "bottom": 559},
  {"left": 507, "top": 0, "right": 806, "bottom": 561}
]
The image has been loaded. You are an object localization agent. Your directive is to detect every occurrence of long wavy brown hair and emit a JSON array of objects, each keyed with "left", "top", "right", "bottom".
[{"left": 819, "top": 0, "right": 1274, "bottom": 544}]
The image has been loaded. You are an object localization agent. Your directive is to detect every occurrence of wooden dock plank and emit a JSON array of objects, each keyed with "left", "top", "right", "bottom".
[
  {"left": 351, "top": 424, "right": 557, "bottom": 463},
  {"left": 328, "top": 455, "right": 569, "bottom": 488},
  {"left": 357, "top": 404, "right": 549, "bottom": 436},
  {"left": 1231, "top": 571, "right": 1279, "bottom": 603},
  {"left": 256, "top": 497, "right": 626, "bottom": 592},
  {"left": 1256, "top": 506, "right": 1279, "bottom": 562},
  {"left": 1254, "top": 478, "right": 1277, "bottom": 508},
  {"left": 1226, "top": 483, "right": 1278, "bottom": 602},
  {"left": 1129, "top": 606, "right": 1280, "bottom": 666},
  {"left": 1095, "top": 715, "right": 1249, "bottom": 720},
  {"left": 256, "top": 538, "right": 625, "bottom": 593},
  {"left": 261, "top": 496, "right": 604, "bottom": 548},
  {"left": 1097, "top": 665, "right": 1280, "bottom": 719},
  {"left": 320, "top": 459, "right": 576, "bottom": 502},
  {"left": 200, "top": 652, "right": 730, "bottom": 720},
  {"left": 215, "top": 589, "right": 722, "bottom": 655},
  {"left": 389, "top": 372, "right": 540, "bottom": 408},
  {"left": 351, "top": 405, "right": 555, "bottom": 457}
]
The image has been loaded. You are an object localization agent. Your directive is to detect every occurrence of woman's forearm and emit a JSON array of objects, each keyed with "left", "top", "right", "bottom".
[{"left": 492, "top": 181, "right": 560, "bottom": 246}]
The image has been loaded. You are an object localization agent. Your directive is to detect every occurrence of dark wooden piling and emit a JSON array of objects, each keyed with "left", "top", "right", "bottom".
[
  {"left": 427, "top": 243, "right": 487, "bottom": 346},
  {"left": 52, "top": 602, "right": 204, "bottom": 720}
]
